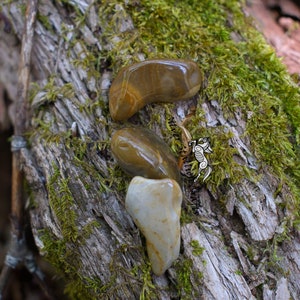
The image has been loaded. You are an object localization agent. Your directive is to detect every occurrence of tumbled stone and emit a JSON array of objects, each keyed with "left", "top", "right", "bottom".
[
  {"left": 109, "top": 59, "right": 202, "bottom": 121},
  {"left": 111, "top": 127, "right": 181, "bottom": 184},
  {"left": 125, "top": 176, "right": 182, "bottom": 275}
]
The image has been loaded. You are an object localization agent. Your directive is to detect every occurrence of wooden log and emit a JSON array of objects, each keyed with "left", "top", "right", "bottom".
[{"left": 1, "top": 0, "right": 300, "bottom": 298}]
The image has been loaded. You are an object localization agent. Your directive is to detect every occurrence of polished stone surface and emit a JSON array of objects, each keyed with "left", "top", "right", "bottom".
[
  {"left": 125, "top": 176, "right": 182, "bottom": 275},
  {"left": 109, "top": 59, "right": 202, "bottom": 121},
  {"left": 111, "top": 127, "right": 181, "bottom": 184}
]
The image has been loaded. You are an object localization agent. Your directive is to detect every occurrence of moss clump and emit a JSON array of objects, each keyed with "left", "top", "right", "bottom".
[
  {"left": 174, "top": 258, "right": 203, "bottom": 299},
  {"left": 32, "top": 77, "right": 75, "bottom": 106},
  {"left": 37, "top": 12, "right": 53, "bottom": 32},
  {"left": 47, "top": 165, "right": 78, "bottom": 242},
  {"left": 180, "top": 207, "right": 195, "bottom": 225},
  {"left": 190, "top": 240, "right": 205, "bottom": 256},
  {"left": 189, "top": 127, "right": 245, "bottom": 189},
  {"left": 139, "top": 263, "right": 157, "bottom": 300}
]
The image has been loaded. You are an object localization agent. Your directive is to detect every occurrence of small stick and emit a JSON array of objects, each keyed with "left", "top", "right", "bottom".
[{"left": 11, "top": 0, "right": 38, "bottom": 232}]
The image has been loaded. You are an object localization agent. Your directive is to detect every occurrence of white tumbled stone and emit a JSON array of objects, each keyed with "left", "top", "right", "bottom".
[{"left": 125, "top": 176, "right": 182, "bottom": 275}]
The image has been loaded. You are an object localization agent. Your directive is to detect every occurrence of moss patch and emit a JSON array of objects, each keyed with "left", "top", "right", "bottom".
[
  {"left": 174, "top": 258, "right": 203, "bottom": 299},
  {"left": 190, "top": 240, "right": 205, "bottom": 256},
  {"left": 40, "top": 229, "right": 94, "bottom": 299},
  {"left": 41, "top": 165, "right": 103, "bottom": 298}
]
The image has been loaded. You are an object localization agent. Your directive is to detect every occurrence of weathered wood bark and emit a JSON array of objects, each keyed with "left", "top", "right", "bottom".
[{"left": 1, "top": 1, "right": 300, "bottom": 299}]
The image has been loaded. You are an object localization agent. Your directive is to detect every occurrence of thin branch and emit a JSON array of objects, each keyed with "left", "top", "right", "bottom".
[
  {"left": 11, "top": 0, "right": 38, "bottom": 232},
  {"left": 14, "top": 0, "right": 37, "bottom": 135}
]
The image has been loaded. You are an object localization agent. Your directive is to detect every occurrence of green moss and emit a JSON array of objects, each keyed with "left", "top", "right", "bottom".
[
  {"left": 246, "top": 245, "right": 258, "bottom": 263},
  {"left": 174, "top": 258, "right": 203, "bottom": 299},
  {"left": 107, "top": 164, "right": 130, "bottom": 192},
  {"left": 68, "top": 137, "right": 111, "bottom": 192},
  {"left": 47, "top": 165, "right": 78, "bottom": 242},
  {"left": 42, "top": 165, "right": 105, "bottom": 298},
  {"left": 37, "top": 12, "right": 53, "bottom": 32},
  {"left": 84, "top": 276, "right": 111, "bottom": 297},
  {"left": 40, "top": 229, "right": 95, "bottom": 299},
  {"left": 235, "top": 269, "right": 243, "bottom": 276},
  {"left": 72, "top": 50, "right": 102, "bottom": 80},
  {"left": 139, "top": 263, "right": 156, "bottom": 300},
  {"left": 180, "top": 207, "right": 194, "bottom": 225},
  {"left": 64, "top": 277, "right": 97, "bottom": 300},
  {"left": 190, "top": 240, "right": 205, "bottom": 256},
  {"left": 33, "top": 78, "right": 75, "bottom": 106},
  {"left": 82, "top": 220, "right": 100, "bottom": 238},
  {"left": 193, "top": 128, "right": 245, "bottom": 189}
]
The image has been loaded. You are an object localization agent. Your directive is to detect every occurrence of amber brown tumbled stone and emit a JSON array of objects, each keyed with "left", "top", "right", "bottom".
[
  {"left": 111, "top": 127, "right": 181, "bottom": 184},
  {"left": 109, "top": 59, "right": 202, "bottom": 121}
]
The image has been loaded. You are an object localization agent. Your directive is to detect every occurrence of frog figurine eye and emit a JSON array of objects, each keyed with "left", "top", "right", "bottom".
[{"left": 109, "top": 59, "right": 202, "bottom": 121}]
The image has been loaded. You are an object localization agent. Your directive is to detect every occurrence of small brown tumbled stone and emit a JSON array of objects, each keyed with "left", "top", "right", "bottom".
[{"left": 111, "top": 127, "right": 181, "bottom": 184}]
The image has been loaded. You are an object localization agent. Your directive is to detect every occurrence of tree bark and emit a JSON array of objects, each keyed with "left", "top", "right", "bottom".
[{"left": 1, "top": 1, "right": 300, "bottom": 299}]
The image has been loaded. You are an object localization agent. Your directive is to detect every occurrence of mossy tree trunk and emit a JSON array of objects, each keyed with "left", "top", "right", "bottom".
[{"left": 1, "top": 0, "right": 300, "bottom": 299}]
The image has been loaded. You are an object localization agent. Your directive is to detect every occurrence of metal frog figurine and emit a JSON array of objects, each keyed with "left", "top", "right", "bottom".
[{"left": 189, "top": 137, "right": 212, "bottom": 182}]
